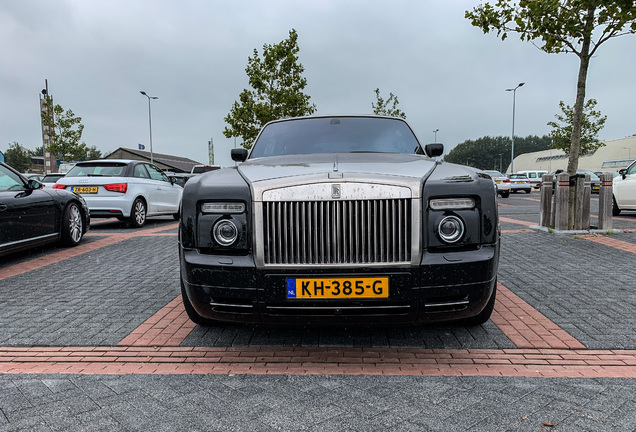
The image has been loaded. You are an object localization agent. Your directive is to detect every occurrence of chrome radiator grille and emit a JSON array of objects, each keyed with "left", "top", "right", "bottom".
[{"left": 262, "top": 199, "right": 411, "bottom": 265}]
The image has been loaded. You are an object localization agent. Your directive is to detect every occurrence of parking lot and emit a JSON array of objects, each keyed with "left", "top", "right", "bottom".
[{"left": 1, "top": 192, "right": 635, "bottom": 431}]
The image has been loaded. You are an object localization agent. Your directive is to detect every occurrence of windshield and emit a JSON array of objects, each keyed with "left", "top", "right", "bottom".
[
  {"left": 66, "top": 163, "right": 127, "bottom": 177},
  {"left": 249, "top": 117, "right": 422, "bottom": 158}
]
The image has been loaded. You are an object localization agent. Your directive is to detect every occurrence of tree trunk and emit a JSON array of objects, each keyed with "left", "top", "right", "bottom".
[{"left": 566, "top": 7, "right": 595, "bottom": 230}]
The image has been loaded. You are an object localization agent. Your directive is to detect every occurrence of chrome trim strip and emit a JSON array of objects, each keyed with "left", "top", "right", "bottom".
[
  {"left": 424, "top": 300, "right": 470, "bottom": 308},
  {"left": 266, "top": 305, "right": 410, "bottom": 311},
  {"left": 209, "top": 302, "right": 253, "bottom": 309}
]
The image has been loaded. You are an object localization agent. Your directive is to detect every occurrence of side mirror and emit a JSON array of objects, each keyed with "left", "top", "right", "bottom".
[
  {"left": 231, "top": 148, "right": 248, "bottom": 162},
  {"left": 425, "top": 143, "right": 444, "bottom": 158},
  {"left": 619, "top": 169, "right": 627, "bottom": 180},
  {"left": 28, "top": 179, "right": 43, "bottom": 190}
]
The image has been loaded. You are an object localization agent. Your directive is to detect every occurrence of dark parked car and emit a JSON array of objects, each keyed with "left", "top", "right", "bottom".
[
  {"left": 179, "top": 115, "right": 500, "bottom": 327},
  {"left": 0, "top": 161, "right": 90, "bottom": 257}
]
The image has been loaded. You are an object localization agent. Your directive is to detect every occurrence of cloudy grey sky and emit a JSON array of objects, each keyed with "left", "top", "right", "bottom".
[{"left": 2, "top": 0, "right": 635, "bottom": 167}]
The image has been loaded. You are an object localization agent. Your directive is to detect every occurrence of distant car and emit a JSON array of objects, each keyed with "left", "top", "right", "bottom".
[
  {"left": 0, "top": 161, "right": 89, "bottom": 257},
  {"left": 191, "top": 165, "right": 220, "bottom": 174},
  {"left": 482, "top": 170, "right": 511, "bottom": 198},
  {"left": 578, "top": 169, "right": 601, "bottom": 194},
  {"left": 613, "top": 160, "right": 636, "bottom": 215},
  {"left": 22, "top": 173, "right": 45, "bottom": 182},
  {"left": 506, "top": 173, "right": 532, "bottom": 193},
  {"left": 40, "top": 173, "right": 66, "bottom": 188},
  {"left": 54, "top": 159, "right": 183, "bottom": 228},
  {"left": 516, "top": 170, "right": 547, "bottom": 189},
  {"left": 167, "top": 173, "right": 198, "bottom": 188}
]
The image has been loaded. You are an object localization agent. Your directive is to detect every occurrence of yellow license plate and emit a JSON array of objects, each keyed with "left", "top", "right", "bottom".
[
  {"left": 286, "top": 277, "right": 389, "bottom": 299},
  {"left": 72, "top": 186, "right": 98, "bottom": 194}
]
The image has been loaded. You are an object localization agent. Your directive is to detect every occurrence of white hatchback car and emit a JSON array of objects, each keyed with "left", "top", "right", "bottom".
[
  {"left": 482, "top": 170, "right": 511, "bottom": 198},
  {"left": 613, "top": 160, "right": 636, "bottom": 215},
  {"left": 54, "top": 159, "right": 183, "bottom": 227}
]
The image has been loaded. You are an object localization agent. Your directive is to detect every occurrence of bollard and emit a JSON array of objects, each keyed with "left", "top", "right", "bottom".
[
  {"left": 554, "top": 172, "right": 569, "bottom": 230},
  {"left": 574, "top": 174, "right": 591, "bottom": 231},
  {"left": 598, "top": 173, "right": 613, "bottom": 230},
  {"left": 539, "top": 174, "right": 553, "bottom": 227}
]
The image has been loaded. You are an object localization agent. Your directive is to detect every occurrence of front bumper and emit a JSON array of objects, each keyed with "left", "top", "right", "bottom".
[{"left": 180, "top": 243, "right": 499, "bottom": 326}]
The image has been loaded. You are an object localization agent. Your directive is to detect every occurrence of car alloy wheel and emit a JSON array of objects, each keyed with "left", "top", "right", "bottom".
[
  {"left": 61, "top": 203, "right": 84, "bottom": 246},
  {"left": 129, "top": 198, "right": 147, "bottom": 228}
]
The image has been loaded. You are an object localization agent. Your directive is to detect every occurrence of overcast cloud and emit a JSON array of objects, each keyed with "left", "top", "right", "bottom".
[{"left": 1, "top": 0, "right": 635, "bottom": 167}]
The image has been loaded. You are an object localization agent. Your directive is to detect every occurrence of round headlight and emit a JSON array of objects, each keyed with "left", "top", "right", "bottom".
[
  {"left": 213, "top": 220, "right": 238, "bottom": 246},
  {"left": 437, "top": 215, "right": 464, "bottom": 243}
]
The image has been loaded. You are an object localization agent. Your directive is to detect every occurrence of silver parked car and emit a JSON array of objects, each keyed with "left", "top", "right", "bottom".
[{"left": 54, "top": 159, "right": 182, "bottom": 228}]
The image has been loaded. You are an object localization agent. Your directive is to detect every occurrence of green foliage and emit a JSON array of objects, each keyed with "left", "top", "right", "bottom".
[
  {"left": 223, "top": 29, "right": 316, "bottom": 149},
  {"left": 86, "top": 145, "right": 103, "bottom": 160},
  {"left": 41, "top": 96, "right": 88, "bottom": 160},
  {"left": 372, "top": 88, "right": 406, "bottom": 119},
  {"left": 444, "top": 135, "right": 551, "bottom": 171},
  {"left": 548, "top": 99, "right": 606, "bottom": 154},
  {"left": 4, "top": 142, "right": 32, "bottom": 173},
  {"left": 465, "top": 1, "right": 636, "bottom": 57},
  {"left": 30, "top": 146, "right": 44, "bottom": 157}
]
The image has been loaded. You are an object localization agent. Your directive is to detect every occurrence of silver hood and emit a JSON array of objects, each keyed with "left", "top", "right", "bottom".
[{"left": 237, "top": 153, "right": 438, "bottom": 201}]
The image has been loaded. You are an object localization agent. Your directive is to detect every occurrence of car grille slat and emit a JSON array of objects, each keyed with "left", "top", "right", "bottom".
[{"left": 263, "top": 199, "right": 411, "bottom": 265}]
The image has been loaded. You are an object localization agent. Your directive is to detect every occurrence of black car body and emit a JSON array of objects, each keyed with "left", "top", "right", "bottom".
[
  {"left": 179, "top": 116, "right": 500, "bottom": 326},
  {"left": 0, "top": 162, "right": 90, "bottom": 257}
]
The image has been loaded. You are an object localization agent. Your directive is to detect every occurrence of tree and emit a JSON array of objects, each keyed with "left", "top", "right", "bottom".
[
  {"left": 466, "top": 1, "right": 636, "bottom": 228},
  {"left": 444, "top": 135, "right": 551, "bottom": 171},
  {"left": 41, "top": 96, "right": 88, "bottom": 160},
  {"left": 548, "top": 98, "right": 606, "bottom": 155},
  {"left": 4, "top": 142, "right": 32, "bottom": 173},
  {"left": 223, "top": 29, "right": 316, "bottom": 149},
  {"left": 86, "top": 145, "right": 103, "bottom": 160},
  {"left": 30, "top": 146, "right": 44, "bottom": 158},
  {"left": 372, "top": 88, "right": 406, "bottom": 119}
]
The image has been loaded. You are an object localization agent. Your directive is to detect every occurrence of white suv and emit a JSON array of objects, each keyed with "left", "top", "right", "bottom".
[
  {"left": 613, "top": 161, "right": 636, "bottom": 215},
  {"left": 54, "top": 159, "right": 183, "bottom": 227}
]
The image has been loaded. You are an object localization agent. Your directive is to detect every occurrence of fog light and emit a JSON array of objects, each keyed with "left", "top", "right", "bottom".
[
  {"left": 438, "top": 215, "right": 464, "bottom": 243},
  {"left": 213, "top": 220, "right": 238, "bottom": 246}
]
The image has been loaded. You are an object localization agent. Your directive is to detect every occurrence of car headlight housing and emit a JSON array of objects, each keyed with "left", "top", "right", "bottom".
[
  {"left": 429, "top": 198, "right": 474, "bottom": 211},
  {"left": 197, "top": 201, "right": 248, "bottom": 251},
  {"left": 213, "top": 220, "right": 239, "bottom": 246},
  {"left": 437, "top": 215, "right": 464, "bottom": 243},
  {"left": 427, "top": 197, "right": 480, "bottom": 248}
]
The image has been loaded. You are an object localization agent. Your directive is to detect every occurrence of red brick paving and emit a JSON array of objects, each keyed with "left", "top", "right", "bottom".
[
  {"left": 499, "top": 216, "right": 536, "bottom": 227},
  {"left": 2, "top": 221, "right": 636, "bottom": 378},
  {"left": 581, "top": 234, "right": 636, "bottom": 253},
  {"left": 117, "top": 297, "right": 196, "bottom": 347},
  {"left": 491, "top": 282, "right": 586, "bottom": 350},
  {"left": 1, "top": 346, "right": 635, "bottom": 377}
]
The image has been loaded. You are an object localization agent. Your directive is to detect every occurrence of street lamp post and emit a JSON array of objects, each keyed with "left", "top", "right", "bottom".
[
  {"left": 433, "top": 129, "right": 439, "bottom": 142},
  {"left": 139, "top": 91, "right": 158, "bottom": 164},
  {"left": 505, "top": 82, "right": 524, "bottom": 173},
  {"left": 498, "top": 153, "right": 503, "bottom": 172}
]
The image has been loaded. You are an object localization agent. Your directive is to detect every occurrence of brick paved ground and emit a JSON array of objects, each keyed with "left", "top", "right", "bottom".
[{"left": 1, "top": 196, "right": 635, "bottom": 431}]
